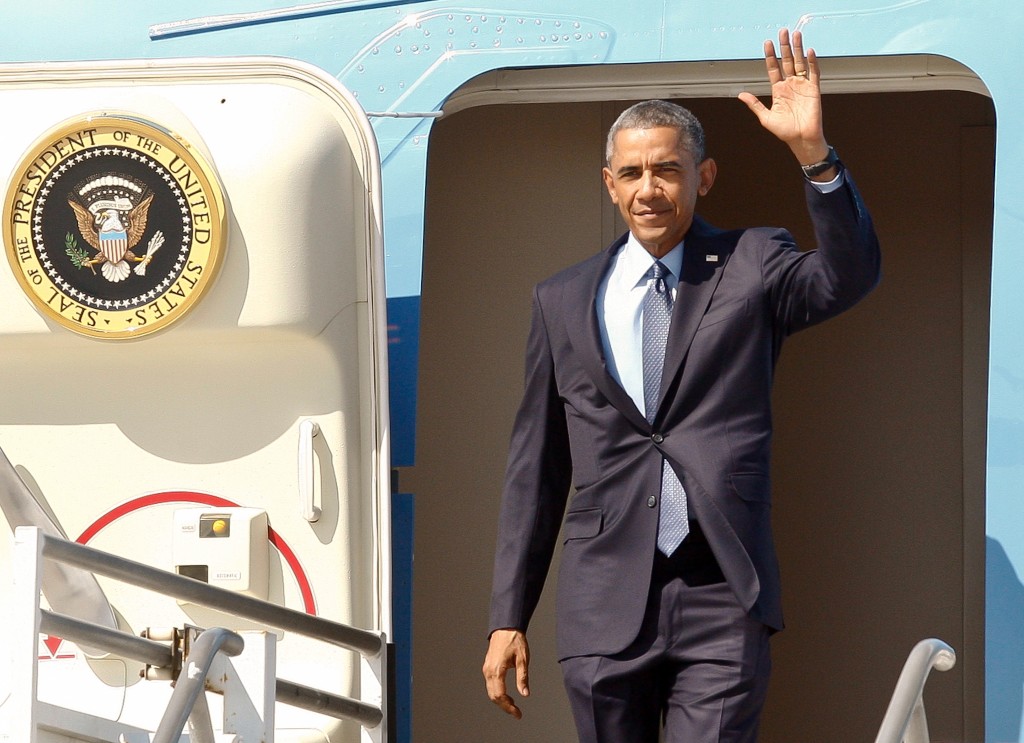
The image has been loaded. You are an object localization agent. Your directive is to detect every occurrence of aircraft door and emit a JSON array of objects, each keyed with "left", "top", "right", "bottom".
[{"left": 0, "top": 57, "right": 389, "bottom": 743}]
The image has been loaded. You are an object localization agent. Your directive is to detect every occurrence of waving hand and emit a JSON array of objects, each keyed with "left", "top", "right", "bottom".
[{"left": 738, "top": 28, "right": 834, "bottom": 175}]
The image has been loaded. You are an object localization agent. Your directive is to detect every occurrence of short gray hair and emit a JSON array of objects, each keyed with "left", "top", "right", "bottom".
[{"left": 605, "top": 100, "right": 706, "bottom": 165}]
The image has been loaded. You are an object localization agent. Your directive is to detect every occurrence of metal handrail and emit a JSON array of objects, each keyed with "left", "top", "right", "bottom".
[
  {"left": 40, "top": 609, "right": 172, "bottom": 667},
  {"left": 278, "top": 677, "right": 384, "bottom": 728},
  {"left": 874, "top": 638, "right": 956, "bottom": 743},
  {"left": 40, "top": 605, "right": 384, "bottom": 729},
  {"left": 18, "top": 526, "right": 389, "bottom": 737},
  {"left": 40, "top": 530, "right": 383, "bottom": 658}
]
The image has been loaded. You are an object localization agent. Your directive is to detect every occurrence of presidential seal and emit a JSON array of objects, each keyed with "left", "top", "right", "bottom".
[{"left": 4, "top": 114, "right": 226, "bottom": 339}]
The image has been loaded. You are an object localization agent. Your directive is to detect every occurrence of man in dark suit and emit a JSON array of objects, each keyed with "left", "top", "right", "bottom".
[{"left": 483, "top": 28, "right": 880, "bottom": 742}]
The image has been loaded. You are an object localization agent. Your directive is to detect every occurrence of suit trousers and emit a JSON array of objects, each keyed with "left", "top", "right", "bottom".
[{"left": 559, "top": 546, "right": 772, "bottom": 743}]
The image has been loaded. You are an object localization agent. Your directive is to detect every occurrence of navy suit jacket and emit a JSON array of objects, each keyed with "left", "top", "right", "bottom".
[{"left": 489, "top": 173, "right": 881, "bottom": 661}]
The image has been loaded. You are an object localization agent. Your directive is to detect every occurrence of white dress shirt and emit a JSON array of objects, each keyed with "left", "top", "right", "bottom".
[{"left": 597, "top": 235, "right": 683, "bottom": 417}]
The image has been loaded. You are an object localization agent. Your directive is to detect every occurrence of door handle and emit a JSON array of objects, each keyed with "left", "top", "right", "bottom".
[{"left": 298, "top": 419, "right": 321, "bottom": 522}]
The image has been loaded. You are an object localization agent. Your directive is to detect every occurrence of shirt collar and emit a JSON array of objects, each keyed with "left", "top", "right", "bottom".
[{"left": 622, "top": 232, "right": 684, "bottom": 288}]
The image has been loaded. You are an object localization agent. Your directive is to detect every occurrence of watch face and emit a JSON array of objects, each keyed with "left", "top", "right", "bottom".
[{"left": 4, "top": 113, "right": 226, "bottom": 339}]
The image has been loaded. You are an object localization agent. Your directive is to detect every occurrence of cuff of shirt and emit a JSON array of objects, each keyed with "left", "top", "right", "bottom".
[{"left": 806, "top": 170, "right": 846, "bottom": 194}]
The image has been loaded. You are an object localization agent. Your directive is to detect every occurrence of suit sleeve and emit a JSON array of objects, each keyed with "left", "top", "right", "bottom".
[
  {"left": 488, "top": 285, "right": 573, "bottom": 636},
  {"left": 762, "top": 170, "right": 881, "bottom": 336}
]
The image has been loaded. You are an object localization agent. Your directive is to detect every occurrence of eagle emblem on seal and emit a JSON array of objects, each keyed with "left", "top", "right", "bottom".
[{"left": 67, "top": 175, "right": 164, "bottom": 283}]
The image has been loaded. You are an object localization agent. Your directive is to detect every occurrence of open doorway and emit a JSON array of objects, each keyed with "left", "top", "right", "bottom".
[{"left": 405, "top": 68, "right": 994, "bottom": 742}]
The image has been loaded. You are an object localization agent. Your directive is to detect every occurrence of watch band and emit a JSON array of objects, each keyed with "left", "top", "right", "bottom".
[{"left": 801, "top": 146, "right": 840, "bottom": 178}]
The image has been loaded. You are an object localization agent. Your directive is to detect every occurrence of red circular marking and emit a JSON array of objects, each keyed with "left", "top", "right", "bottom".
[{"left": 76, "top": 491, "right": 317, "bottom": 615}]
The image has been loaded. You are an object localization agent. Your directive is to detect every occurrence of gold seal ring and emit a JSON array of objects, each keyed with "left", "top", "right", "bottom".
[
  {"left": 795, "top": 69, "right": 808, "bottom": 77},
  {"left": 4, "top": 113, "right": 227, "bottom": 340}
]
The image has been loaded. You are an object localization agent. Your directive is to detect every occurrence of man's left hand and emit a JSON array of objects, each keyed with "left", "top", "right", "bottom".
[{"left": 738, "top": 28, "right": 832, "bottom": 171}]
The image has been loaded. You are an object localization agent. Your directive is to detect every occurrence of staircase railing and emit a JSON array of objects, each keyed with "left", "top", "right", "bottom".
[
  {"left": 874, "top": 638, "right": 956, "bottom": 743},
  {"left": 10, "top": 525, "right": 391, "bottom": 742}
]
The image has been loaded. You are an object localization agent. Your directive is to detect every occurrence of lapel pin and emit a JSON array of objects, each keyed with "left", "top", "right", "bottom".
[{"left": 705, "top": 254, "right": 719, "bottom": 263}]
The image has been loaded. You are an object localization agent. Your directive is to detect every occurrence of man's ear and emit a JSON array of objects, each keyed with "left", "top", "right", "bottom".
[
  {"left": 697, "top": 158, "right": 717, "bottom": 197},
  {"left": 602, "top": 167, "right": 619, "bottom": 204}
]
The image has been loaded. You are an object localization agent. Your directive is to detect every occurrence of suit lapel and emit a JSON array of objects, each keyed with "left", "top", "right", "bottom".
[
  {"left": 656, "top": 219, "right": 731, "bottom": 415},
  {"left": 565, "top": 236, "right": 649, "bottom": 431}
]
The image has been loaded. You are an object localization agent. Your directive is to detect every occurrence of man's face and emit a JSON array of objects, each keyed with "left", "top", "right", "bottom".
[{"left": 602, "top": 126, "right": 716, "bottom": 258}]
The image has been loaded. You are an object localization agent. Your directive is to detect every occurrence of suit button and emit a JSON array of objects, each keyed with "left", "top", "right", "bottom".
[
  {"left": 647, "top": 495, "right": 657, "bottom": 508},
  {"left": 651, "top": 433, "right": 664, "bottom": 444}
]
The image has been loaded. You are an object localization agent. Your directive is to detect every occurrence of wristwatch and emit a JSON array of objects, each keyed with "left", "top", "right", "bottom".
[{"left": 801, "top": 146, "right": 840, "bottom": 178}]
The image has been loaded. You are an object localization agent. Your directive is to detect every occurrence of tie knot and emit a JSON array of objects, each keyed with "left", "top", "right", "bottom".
[{"left": 648, "top": 261, "right": 669, "bottom": 295}]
